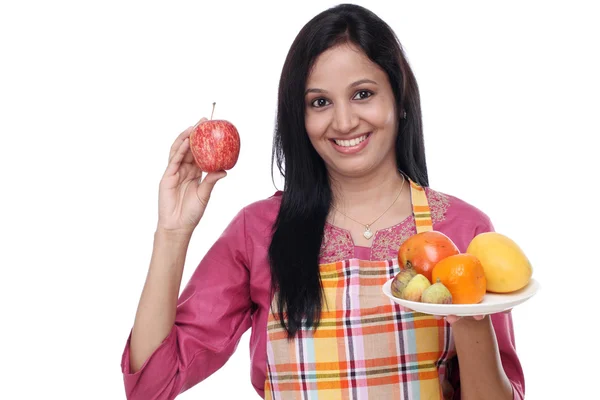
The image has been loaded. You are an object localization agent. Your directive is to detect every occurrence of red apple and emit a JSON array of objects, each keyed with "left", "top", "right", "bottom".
[
  {"left": 189, "top": 104, "right": 240, "bottom": 172},
  {"left": 397, "top": 231, "right": 460, "bottom": 283}
]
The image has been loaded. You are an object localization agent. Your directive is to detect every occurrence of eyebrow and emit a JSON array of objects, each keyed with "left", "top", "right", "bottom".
[{"left": 305, "top": 79, "right": 378, "bottom": 95}]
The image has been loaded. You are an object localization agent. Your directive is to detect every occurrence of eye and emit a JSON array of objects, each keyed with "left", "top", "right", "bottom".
[
  {"left": 353, "top": 90, "right": 373, "bottom": 100},
  {"left": 311, "top": 98, "right": 330, "bottom": 108}
]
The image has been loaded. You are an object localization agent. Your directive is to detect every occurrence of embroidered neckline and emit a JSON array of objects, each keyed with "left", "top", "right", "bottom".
[
  {"left": 319, "top": 187, "right": 451, "bottom": 263},
  {"left": 324, "top": 214, "right": 414, "bottom": 247},
  {"left": 320, "top": 215, "right": 415, "bottom": 264}
]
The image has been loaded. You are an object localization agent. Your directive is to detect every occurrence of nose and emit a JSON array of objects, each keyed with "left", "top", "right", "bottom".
[{"left": 332, "top": 103, "right": 359, "bottom": 134}]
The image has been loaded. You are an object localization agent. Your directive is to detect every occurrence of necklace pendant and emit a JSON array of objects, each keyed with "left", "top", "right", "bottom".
[{"left": 363, "top": 226, "right": 374, "bottom": 240}]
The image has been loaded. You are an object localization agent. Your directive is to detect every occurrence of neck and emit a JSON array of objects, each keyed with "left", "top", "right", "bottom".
[{"left": 330, "top": 161, "right": 405, "bottom": 214}]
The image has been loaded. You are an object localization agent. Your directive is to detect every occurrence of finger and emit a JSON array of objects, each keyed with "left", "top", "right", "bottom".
[
  {"left": 168, "top": 117, "right": 207, "bottom": 162},
  {"left": 445, "top": 315, "right": 460, "bottom": 324},
  {"left": 183, "top": 142, "right": 196, "bottom": 165},
  {"left": 164, "top": 137, "right": 190, "bottom": 177},
  {"left": 169, "top": 126, "right": 194, "bottom": 162},
  {"left": 196, "top": 171, "right": 227, "bottom": 206},
  {"left": 194, "top": 117, "right": 208, "bottom": 128},
  {"left": 473, "top": 314, "right": 485, "bottom": 321}
]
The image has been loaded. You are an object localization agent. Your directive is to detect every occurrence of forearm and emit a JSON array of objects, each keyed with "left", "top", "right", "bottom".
[
  {"left": 129, "top": 228, "right": 192, "bottom": 373},
  {"left": 452, "top": 316, "right": 514, "bottom": 400}
]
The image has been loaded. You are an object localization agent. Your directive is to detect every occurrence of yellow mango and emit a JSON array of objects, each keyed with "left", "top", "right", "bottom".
[{"left": 466, "top": 232, "right": 532, "bottom": 293}]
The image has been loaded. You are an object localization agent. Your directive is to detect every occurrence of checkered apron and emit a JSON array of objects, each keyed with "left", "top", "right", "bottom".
[{"left": 264, "top": 180, "right": 455, "bottom": 399}]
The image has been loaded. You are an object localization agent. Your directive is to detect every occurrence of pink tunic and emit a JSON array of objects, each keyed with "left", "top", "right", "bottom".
[{"left": 120, "top": 188, "right": 525, "bottom": 399}]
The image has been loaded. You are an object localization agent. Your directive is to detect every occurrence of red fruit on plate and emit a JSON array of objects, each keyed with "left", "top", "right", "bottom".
[
  {"left": 189, "top": 103, "right": 240, "bottom": 172},
  {"left": 397, "top": 231, "right": 460, "bottom": 283}
]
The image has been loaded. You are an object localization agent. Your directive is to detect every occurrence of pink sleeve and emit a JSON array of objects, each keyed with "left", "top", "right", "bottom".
[
  {"left": 475, "top": 217, "right": 526, "bottom": 400},
  {"left": 120, "top": 208, "right": 253, "bottom": 400}
]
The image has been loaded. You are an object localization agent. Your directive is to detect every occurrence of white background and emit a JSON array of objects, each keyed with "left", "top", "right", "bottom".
[{"left": 1, "top": 0, "right": 598, "bottom": 398}]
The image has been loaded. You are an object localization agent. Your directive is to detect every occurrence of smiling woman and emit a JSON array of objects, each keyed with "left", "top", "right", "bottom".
[
  {"left": 305, "top": 50, "right": 399, "bottom": 175},
  {"left": 121, "top": 4, "right": 525, "bottom": 400}
]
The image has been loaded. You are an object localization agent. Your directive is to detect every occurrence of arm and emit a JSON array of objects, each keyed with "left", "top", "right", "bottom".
[
  {"left": 450, "top": 215, "right": 525, "bottom": 400},
  {"left": 121, "top": 209, "right": 253, "bottom": 400},
  {"left": 128, "top": 228, "right": 192, "bottom": 373},
  {"left": 452, "top": 312, "right": 523, "bottom": 400}
]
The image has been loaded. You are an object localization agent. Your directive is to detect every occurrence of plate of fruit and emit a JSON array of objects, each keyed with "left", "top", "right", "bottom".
[{"left": 382, "top": 231, "right": 540, "bottom": 316}]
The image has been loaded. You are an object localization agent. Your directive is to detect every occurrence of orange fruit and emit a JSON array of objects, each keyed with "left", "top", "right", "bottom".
[{"left": 431, "top": 254, "right": 487, "bottom": 304}]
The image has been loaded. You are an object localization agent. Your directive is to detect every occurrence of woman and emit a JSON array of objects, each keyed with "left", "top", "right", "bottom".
[{"left": 121, "top": 4, "right": 525, "bottom": 399}]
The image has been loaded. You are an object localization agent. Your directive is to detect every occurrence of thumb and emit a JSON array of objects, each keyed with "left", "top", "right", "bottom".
[{"left": 196, "top": 171, "right": 227, "bottom": 206}]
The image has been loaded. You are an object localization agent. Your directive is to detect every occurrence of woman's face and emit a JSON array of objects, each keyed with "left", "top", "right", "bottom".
[{"left": 304, "top": 43, "right": 398, "bottom": 179}]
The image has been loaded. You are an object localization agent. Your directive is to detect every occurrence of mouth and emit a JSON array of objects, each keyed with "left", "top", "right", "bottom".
[
  {"left": 331, "top": 132, "right": 371, "bottom": 147},
  {"left": 330, "top": 132, "right": 372, "bottom": 154}
]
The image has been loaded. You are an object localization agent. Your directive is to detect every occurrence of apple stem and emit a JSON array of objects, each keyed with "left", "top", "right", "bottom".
[{"left": 211, "top": 102, "right": 216, "bottom": 120}]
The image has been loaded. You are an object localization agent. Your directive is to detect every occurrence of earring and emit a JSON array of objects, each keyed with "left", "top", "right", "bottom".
[{"left": 402, "top": 110, "right": 407, "bottom": 119}]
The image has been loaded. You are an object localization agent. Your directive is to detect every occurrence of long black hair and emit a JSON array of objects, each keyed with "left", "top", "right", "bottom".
[{"left": 269, "top": 3, "right": 428, "bottom": 338}]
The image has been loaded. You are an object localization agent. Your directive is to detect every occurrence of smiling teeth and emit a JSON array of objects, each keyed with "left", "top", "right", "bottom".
[{"left": 334, "top": 134, "right": 368, "bottom": 147}]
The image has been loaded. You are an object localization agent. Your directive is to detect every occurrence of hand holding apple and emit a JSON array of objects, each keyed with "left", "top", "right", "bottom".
[
  {"left": 190, "top": 102, "right": 241, "bottom": 172},
  {"left": 157, "top": 121, "right": 227, "bottom": 234}
]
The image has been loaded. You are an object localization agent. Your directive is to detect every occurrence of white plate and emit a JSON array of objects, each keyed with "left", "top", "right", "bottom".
[{"left": 382, "top": 278, "right": 540, "bottom": 316}]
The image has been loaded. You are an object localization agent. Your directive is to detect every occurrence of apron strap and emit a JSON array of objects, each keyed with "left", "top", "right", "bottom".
[{"left": 409, "top": 178, "right": 433, "bottom": 233}]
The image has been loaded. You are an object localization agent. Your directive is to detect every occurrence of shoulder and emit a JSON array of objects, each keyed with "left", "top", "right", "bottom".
[
  {"left": 424, "top": 186, "right": 492, "bottom": 228},
  {"left": 424, "top": 186, "right": 494, "bottom": 250},
  {"left": 232, "top": 191, "right": 283, "bottom": 236},
  {"left": 210, "top": 191, "right": 282, "bottom": 260},
  {"left": 242, "top": 191, "right": 283, "bottom": 222},
  {"left": 243, "top": 190, "right": 283, "bottom": 215}
]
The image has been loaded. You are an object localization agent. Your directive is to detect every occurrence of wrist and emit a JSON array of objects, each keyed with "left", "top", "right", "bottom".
[
  {"left": 155, "top": 226, "right": 194, "bottom": 242},
  {"left": 451, "top": 315, "right": 492, "bottom": 340}
]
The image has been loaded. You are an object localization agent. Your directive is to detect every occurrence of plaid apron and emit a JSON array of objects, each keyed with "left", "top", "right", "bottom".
[{"left": 264, "top": 180, "right": 455, "bottom": 399}]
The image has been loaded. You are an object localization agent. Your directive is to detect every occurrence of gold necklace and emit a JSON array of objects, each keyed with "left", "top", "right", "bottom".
[{"left": 331, "top": 174, "right": 406, "bottom": 240}]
